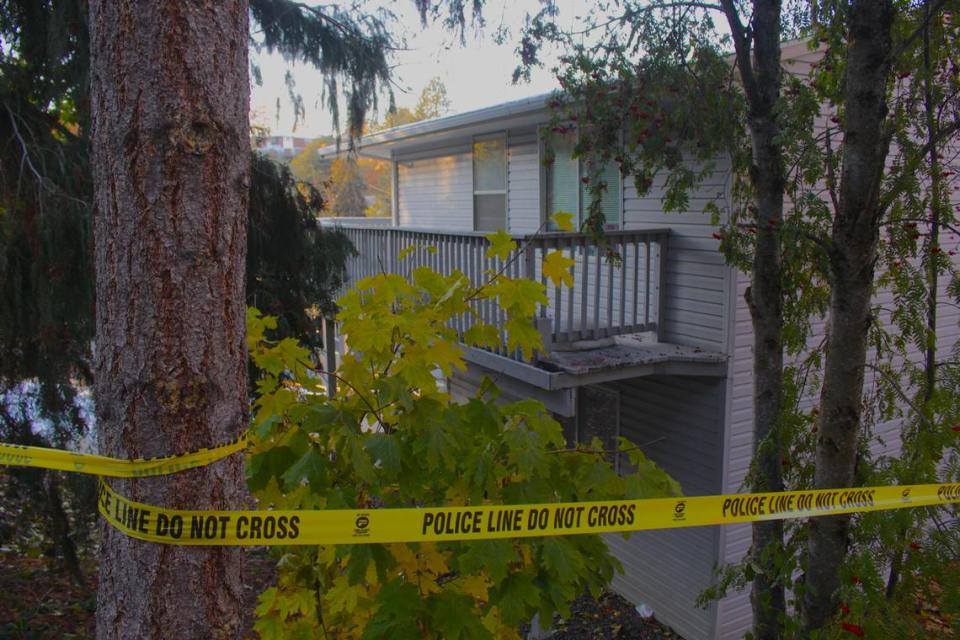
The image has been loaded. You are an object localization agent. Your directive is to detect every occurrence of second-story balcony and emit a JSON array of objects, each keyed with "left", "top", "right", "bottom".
[{"left": 328, "top": 223, "right": 726, "bottom": 405}]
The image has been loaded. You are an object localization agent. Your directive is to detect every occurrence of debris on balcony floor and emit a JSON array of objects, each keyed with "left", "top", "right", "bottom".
[{"left": 539, "top": 335, "right": 727, "bottom": 377}]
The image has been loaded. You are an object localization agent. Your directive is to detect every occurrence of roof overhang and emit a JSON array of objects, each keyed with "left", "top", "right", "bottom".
[
  {"left": 317, "top": 92, "right": 554, "bottom": 160},
  {"left": 316, "top": 38, "right": 818, "bottom": 162}
]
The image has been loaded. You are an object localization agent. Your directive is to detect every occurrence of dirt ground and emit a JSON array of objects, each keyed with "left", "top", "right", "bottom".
[{"left": 0, "top": 549, "right": 682, "bottom": 640}]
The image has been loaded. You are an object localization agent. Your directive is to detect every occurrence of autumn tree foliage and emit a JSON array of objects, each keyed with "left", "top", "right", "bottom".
[
  {"left": 247, "top": 221, "right": 680, "bottom": 639},
  {"left": 290, "top": 77, "right": 454, "bottom": 218},
  {"left": 327, "top": 157, "right": 370, "bottom": 217}
]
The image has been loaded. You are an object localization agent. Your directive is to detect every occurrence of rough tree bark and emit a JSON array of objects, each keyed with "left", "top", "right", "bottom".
[
  {"left": 89, "top": 2, "right": 250, "bottom": 638},
  {"left": 721, "top": 1, "right": 787, "bottom": 637},
  {"left": 803, "top": 0, "right": 895, "bottom": 630}
]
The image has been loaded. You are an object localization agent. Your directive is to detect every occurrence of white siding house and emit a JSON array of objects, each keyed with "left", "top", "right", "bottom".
[{"left": 317, "top": 43, "right": 960, "bottom": 638}]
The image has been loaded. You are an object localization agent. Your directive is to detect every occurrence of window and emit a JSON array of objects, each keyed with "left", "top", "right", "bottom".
[
  {"left": 544, "top": 132, "right": 622, "bottom": 230},
  {"left": 473, "top": 135, "right": 507, "bottom": 231}
]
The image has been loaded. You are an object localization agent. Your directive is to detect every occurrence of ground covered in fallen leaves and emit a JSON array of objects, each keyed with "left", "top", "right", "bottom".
[
  {"left": 0, "top": 551, "right": 96, "bottom": 640},
  {"left": 0, "top": 549, "right": 683, "bottom": 640},
  {"left": 549, "top": 592, "right": 682, "bottom": 640}
]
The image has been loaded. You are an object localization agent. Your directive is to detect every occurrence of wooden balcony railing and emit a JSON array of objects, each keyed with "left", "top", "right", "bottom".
[{"left": 333, "top": 224, "right": 668, "bottom": 361}]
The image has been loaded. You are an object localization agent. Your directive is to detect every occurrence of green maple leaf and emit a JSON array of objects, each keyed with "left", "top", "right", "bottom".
[
  {"left": 345, "top": 544, "right": 393, "bottom": 586},
  {"left": 484, "top": 229, "right": 516, "bottom": 260},
  {"left": 428, "top": 591, "right": 491, "bottom": 640},
  {"left": 253, "top": 614, "right": 284, "bottom": 640},
  {"left": 363, "top": 579, "right": 424, "bottom": 639},
  {"left": 326, "top": 575, "right": 366, "bottom": 616},
  {"left": 424, "top": 337, "right": 465, "bottom": 376},
  {"left": 299, "top": 403, "right": 338, "bottom": 433},
  {"left": 494, "top": 277, "right": 548, "bottom": 316},
  {"left": 491, "top": 572, "right": 540, "bottom": 625},
  {"left": 247, "top": 446, "right": 297, "bottom": 492},
  {"left": 503, "top": 424, "right": 546, "bottom": 473},
  {"left": 365, "top": 433, "right": 402, "bottom": 477},
  {"left": 455, "top": 539, "right": 517, "bottom": 583},
  {"left": 255, "top": 587, "right": 279, "bottom": 618},
  {"left": 281, "top": 447, "right": 328, "bottom": 491},
  {"left": 505, "top": 317, "right": 544, "bottom": 360},
  {"left": 463, "top": 322, "right": 502, "bottom": 349},
  {"left": 413, "top": 266, "right": 449, "bottom": 298},
  {"left": 277, "top": 587, "right": 315, "bottom": 618},
  {"left": 275, "top": 337, "right": 311, "bottom": 369},
  {"left": 542, "top": 250, "right": 575, "bottom": 287},
  {"left": 541, "top": 537, "right": 584, "bottom": 583}
]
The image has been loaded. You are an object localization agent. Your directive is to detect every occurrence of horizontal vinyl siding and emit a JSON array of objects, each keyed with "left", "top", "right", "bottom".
[
  {"left": 606, "top": 376, "right": 725, "bottom": 640},
  {"left": 508, "top": 132, "right": 542, "bottom": 235},
  {"left": 623, "top": 157, "right": 732, "bottom": 351},
  {"left": 397, "top": 148, "right": 473, "bottom": 230},
  {"left": 395, "top": 132, "right": 543, "bottom": 234}
]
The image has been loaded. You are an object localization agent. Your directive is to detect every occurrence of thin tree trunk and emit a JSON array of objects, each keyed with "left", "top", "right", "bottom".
[
  {"left": 43, "top": 472, "right": 86, "bottom": 586},
  {"left": 89, "top": 3, "right": 250, "bottom": 638},
  {"left": 803, "top": 0, "right": 895, "bottom": 630},
  {"left": 722, "top": 1, "right": 787, "bottom": 637}
]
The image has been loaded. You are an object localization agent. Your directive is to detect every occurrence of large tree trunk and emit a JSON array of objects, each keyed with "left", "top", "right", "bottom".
[
  {"left": 723, "top": 1, "right": 786, "bottom": 637},
  {"left": 803, "top": 0, "right": 895, "bottom": 631},
  {"left": 89, "top": 3, "right": 250, "bottom": 638}
]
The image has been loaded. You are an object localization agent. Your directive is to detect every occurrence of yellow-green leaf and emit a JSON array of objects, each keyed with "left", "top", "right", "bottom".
[
  {"left": 464, "top": 323, "right": 502, "bottom": 349},
  {"left": 550, "top": 210, "right": 575, "bottom": 232},
  {"left": 542, "top": 250, "right": 575, "bottom": 287},
  {"left": 505, "top": 317, "right": 543, "bottom": 360},
  {"left": 484, "top": 229, "right": 516, "bottom": 261}
]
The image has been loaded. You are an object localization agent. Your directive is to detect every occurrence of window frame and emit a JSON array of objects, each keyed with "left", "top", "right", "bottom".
[
  {"left": 472, "top": 133, "right": 508, "bottom": 232},
  {"left": 540, "top": 127, "right": 623, "bottom": 231}
]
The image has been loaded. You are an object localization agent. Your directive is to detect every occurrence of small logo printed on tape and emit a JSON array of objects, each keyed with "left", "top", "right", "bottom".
[
  {"left": 672, "top": 500, "right": 687, "bottom": 522},
  {"left": 353, "top": 513, "right": 370, "bottom": 538}
]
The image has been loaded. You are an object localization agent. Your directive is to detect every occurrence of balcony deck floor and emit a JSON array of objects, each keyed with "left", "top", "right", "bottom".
[{"left": 540, "top": 341, "right": 727, "bottom": 378}]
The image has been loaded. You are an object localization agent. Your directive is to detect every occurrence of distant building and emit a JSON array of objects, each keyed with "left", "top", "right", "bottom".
[{"left": 253, "top": 135, "right": 311, "bottom": 160}]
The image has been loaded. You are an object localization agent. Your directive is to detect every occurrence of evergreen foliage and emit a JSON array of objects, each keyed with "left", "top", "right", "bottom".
[
  {"left": 249, "top": 0, "right": 396, "bottom": 139},
  {"left": 248, "top": 153, "right": 355, "bottom": 350}
]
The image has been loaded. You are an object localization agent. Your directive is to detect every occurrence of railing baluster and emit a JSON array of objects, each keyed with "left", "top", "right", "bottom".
[
  {"left": 657, "top": 233, "right": 668, "bottom": 341},
  {"left": 563, "top": 238, "right": 577, "bottom": 342},
  {"left": 619, "top": 236, "right": 630, "bottom": 331},
  {"left": 644, "top": 238, "right": 652, "bottom": 330},
  {"left": 606, "top": 245, "right": 614, "bottom": 337},
  {"left": 579, "top": 236, "right": 588, "bottom": 341},
  {"left": 593, "top": 242, "right": 601, "bottom": 340}
]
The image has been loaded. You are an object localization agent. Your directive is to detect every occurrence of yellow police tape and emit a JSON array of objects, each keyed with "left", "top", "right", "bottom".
[
  {"left": 97, "top": 479, "right": 960, "bottom": 546},
  {"left": 2, "top": 440, "right": 959, "bottom": 546},
  {"left": 0, "top": 437, "right": 246, "bottom": 477}
]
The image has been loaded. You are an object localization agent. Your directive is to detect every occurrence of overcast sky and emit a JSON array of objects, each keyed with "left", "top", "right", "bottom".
[{"left": 250, "top": 0, "right": 592, "bottom": 138}]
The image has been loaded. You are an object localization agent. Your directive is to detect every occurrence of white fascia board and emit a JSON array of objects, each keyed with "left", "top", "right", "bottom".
[{"left": 316, "top": 92, "right": 555, "bottom": 160}]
